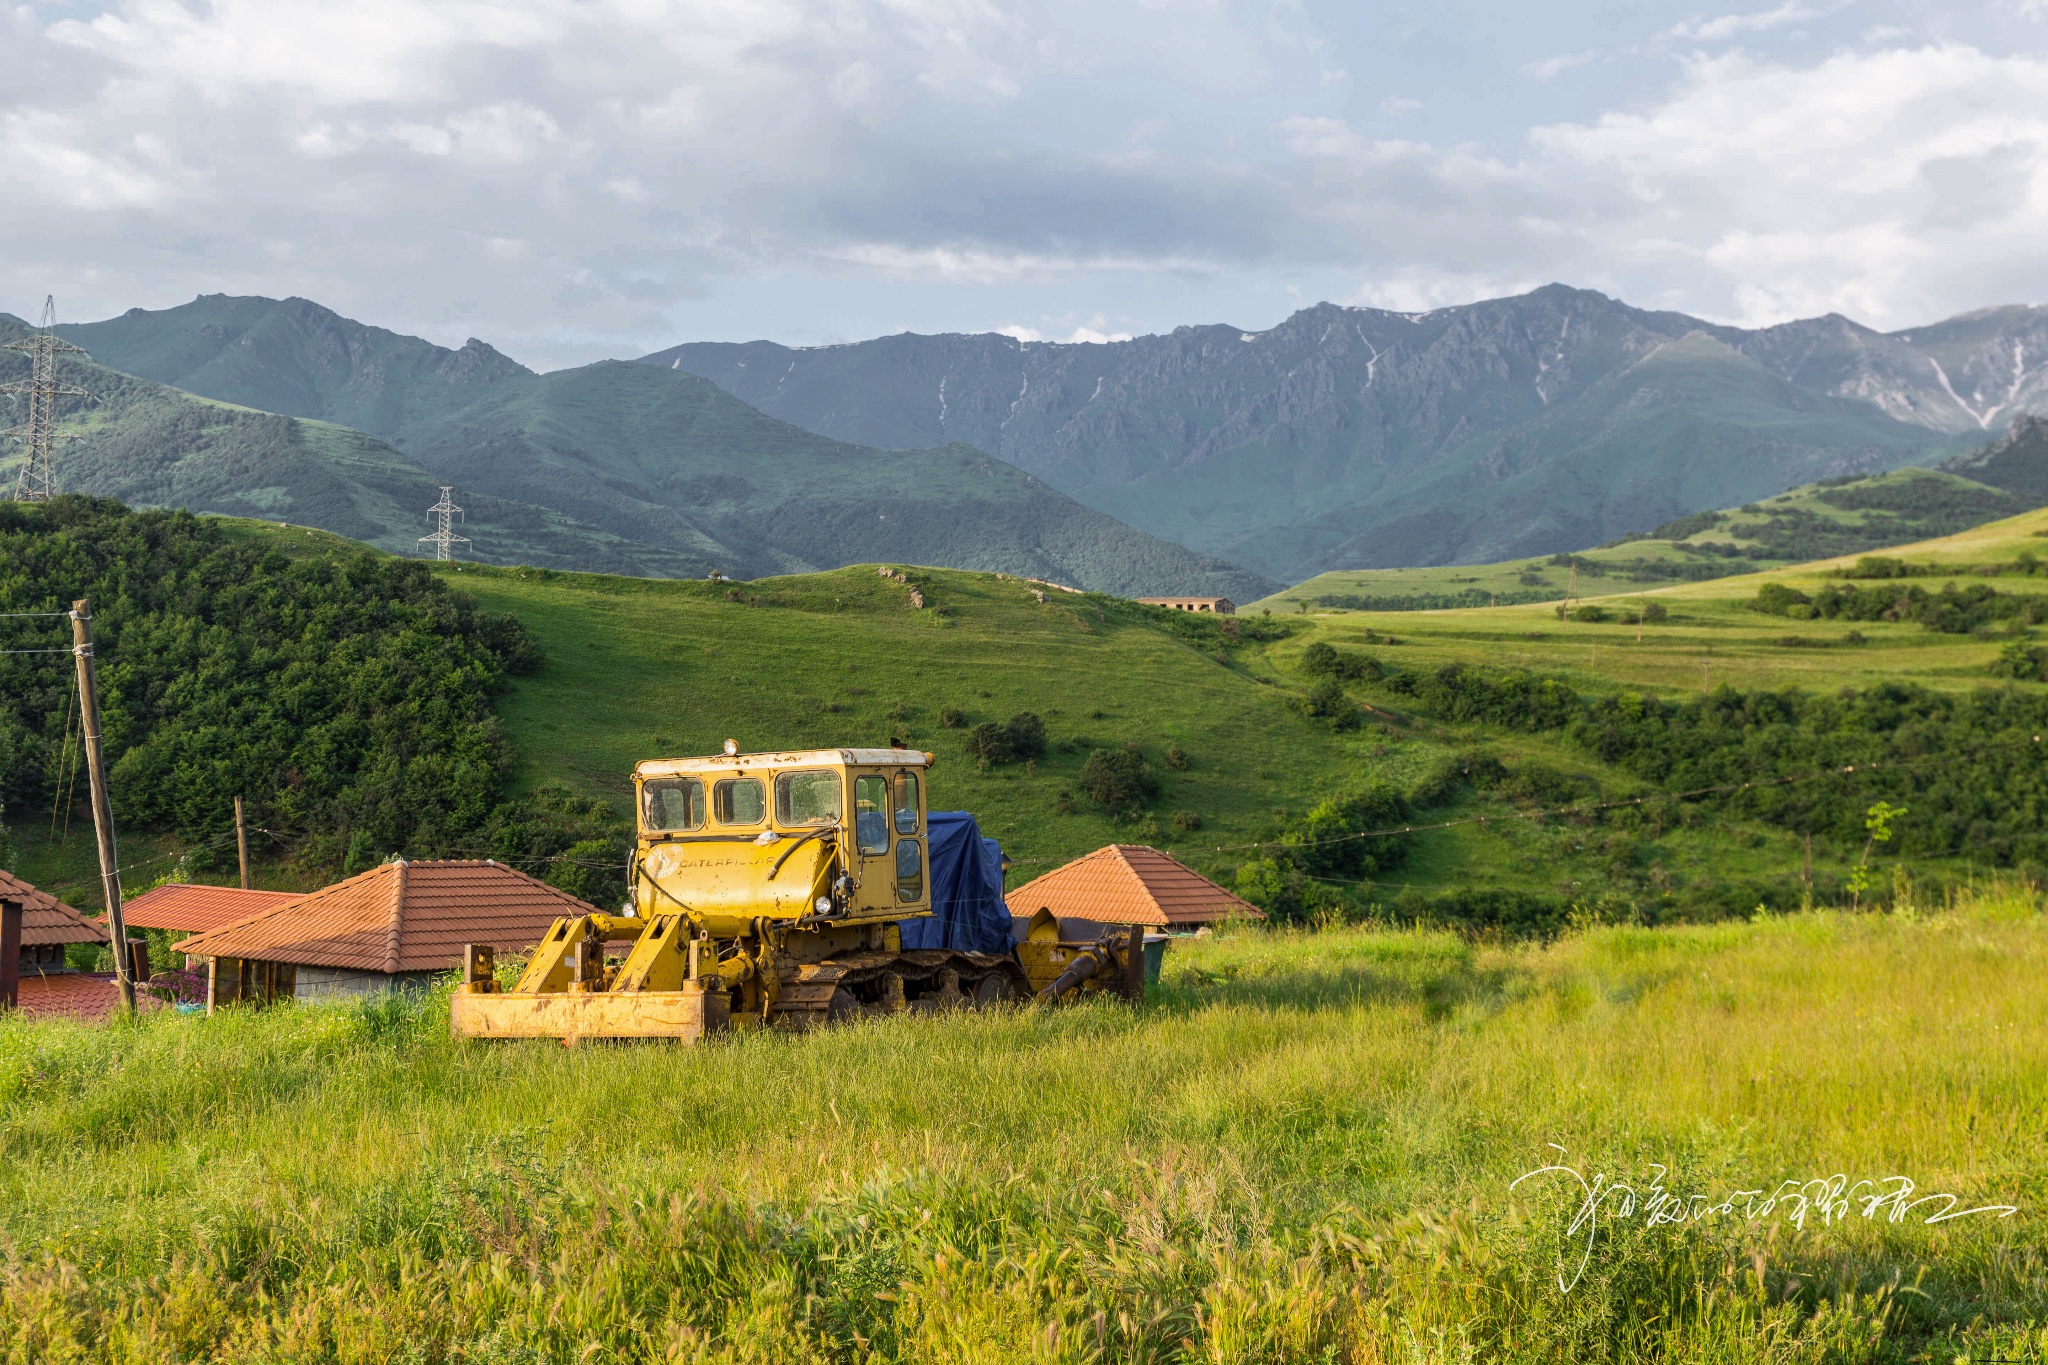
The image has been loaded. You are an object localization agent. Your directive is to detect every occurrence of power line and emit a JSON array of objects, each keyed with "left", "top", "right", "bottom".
[
  {"left": 4, "top": 296, "right": 90, "bottom": 503},
  {"left": 419, "top": 485, "right": 470, "bottom": 561}
]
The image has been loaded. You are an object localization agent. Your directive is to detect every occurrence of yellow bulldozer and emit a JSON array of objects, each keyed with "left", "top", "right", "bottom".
[{"left": 451, "top": 742, "right": 1155, "bottom": 1041}]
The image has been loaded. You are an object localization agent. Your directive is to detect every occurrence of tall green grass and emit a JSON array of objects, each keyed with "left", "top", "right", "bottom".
[{"left": 4, "top": 894, "right": 2044, "bottom": 1363}]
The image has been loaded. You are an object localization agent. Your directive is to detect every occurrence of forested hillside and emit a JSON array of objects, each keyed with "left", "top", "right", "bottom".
[{"left": 0, "top": 498, "right": 621, "bottom": 899}]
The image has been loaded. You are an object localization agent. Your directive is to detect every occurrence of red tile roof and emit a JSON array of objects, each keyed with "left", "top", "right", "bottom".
[
  {"left": 1007, "top": 845, "right": 1265, "bottom": 927},
  {"left": 118, "top": 883, "right": 301, "bottom": 934},
  {"left": 0, "top": 870, "right": 109, "bottom": 947},
  {"left": 172, "top": 860, "right": 601, "bottom": 974},
  {"left": 12, "top": 973, "right": 162, "bottom": 1023}
]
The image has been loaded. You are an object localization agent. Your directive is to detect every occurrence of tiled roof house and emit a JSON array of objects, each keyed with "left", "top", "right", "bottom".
[
  {"left": 1006, "top": 845, "right": 1264, "bottom": 939},
  {"left": 0, "top": 869, "right": 109, "bottom": 972},
  {"left": 119, "top": 883, "right": 301, "bottom": 935},
  {"left": 0, "top": 870, "right": 132, "bottom": 1022},
  {"left": 173, "top": 859, "right": 603, "bottom": 1009}
]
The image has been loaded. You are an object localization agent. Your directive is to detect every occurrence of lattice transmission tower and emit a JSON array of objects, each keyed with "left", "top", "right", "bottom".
[
  {"left": 419, "top": 485, "right": 471, "bottom": 560},
  {"left": 6, "top": 297, "right": 90, "bottom": 503}
]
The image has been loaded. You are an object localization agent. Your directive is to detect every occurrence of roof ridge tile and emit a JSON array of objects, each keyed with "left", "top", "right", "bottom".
[{"left": 385, "top": 860, "right": 407, "bottom": 974}]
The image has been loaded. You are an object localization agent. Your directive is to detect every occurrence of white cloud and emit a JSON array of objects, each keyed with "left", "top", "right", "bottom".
[
  {"left": 1666, "top": 1, "right": 1844, "bottom": 42},
  {"left": 1530, "top": 45, "right": 2048, "bottom": 326},
  {"left": 2, "top": 1, "right": 2046, "bottom": 363}
]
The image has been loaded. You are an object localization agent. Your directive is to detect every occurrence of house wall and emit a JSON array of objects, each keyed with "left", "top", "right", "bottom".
[{"left": 295, "top": 966, "right": 440, "bottom": 1002}]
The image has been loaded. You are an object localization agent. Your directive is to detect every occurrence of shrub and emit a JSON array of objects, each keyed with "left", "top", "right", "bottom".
[
  {"left": 1164, "top": 743, "right": 1190, "bottom": 770},
  {"left": 1990, "top": 643, "right": 2048, "bottom": 681},
  {"left": 1078, "top": 746, "right": 1157, "bottom": 811},
  {"left": 1748, "top": 582, "right": 1814, "bottom": 616},
  {"left": 1569, "top": 604, "right": 1610, "bottom": 623},
  {"left": 1171, "top": 810, "right": 1201, "bottom": 832},
  {"left": 937, "top": 706, "right": 966, "bottom": 728},
  {"left": 1298, "top": 678, "right": 1361, "bottom": 730},
  {"left": 1409, "top": 750, "right": 1508, "bottom": 807},
  {"left": 543, "top": 838, "right": 628, "bottom": 910},
  {"left": 1300, "top": 642, "right": 1382, "bottom": 681},
  {"left": 1003, "top": 711, "right": 1047, "bottom": 760},
  {"left": 1280, "top": 783, "right": 1411, "bottom": 879},
  {"left": 1232, "top": 855, "right": 1337, "bottom": 924},
  {"left": 964, "top": 722, "right": 1013, "bottom": 766}
]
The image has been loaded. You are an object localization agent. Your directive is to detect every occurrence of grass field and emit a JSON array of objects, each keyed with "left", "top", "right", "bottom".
[
  {"left": 3, "top": 893, "right": 2043, "bottom": 1362},
  {"left": 1273, "top": 501, "right": 2048, "bottom": 700},
  {"left": 1258, "top": 467, "right": 2023, "bottom": 614}
]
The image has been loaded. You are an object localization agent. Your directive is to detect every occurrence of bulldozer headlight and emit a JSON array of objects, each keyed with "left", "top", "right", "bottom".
[{"left": 815, "top": 896, "right": 834, "bottom": 914}]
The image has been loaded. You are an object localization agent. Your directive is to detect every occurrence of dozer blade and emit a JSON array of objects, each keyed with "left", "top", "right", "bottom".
[{"left": 451, "top": 980, "right": 729, "bottom": 1042}]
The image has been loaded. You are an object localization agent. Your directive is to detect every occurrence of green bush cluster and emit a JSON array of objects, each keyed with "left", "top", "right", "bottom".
[
  {"left": 1989, "top": 642, "right": 2048, "bottom": 682},
  {"left": 1296, "top": 677, "right": 1362, "bottom": 730},
  {"left": 1377, "top": 656, "right": 2048, "bottom": 865},
  {"left": 1234, "top": 783, "right": 1412, "bottom": 923},
  {"left": 1748, "top": 579, "right": 2047, "bottom": 632},
  {"left": 1300, "top": 641, "right": 1384, "bottom": 681},
  {"left": 0, "top": 497, "right": 627, "bottom": 898},
  {"left": 963, "top": 710, "right": 1046, "bottom": 766},
  {"left": 1077, "top": 744, "right": 1157, "bottom": 814},
  {"left": 1562, "top": 599, "right": 1666, "bottom": 624}
]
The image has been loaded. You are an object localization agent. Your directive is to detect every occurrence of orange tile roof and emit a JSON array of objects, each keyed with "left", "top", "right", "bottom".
[
  {"left": 0, "top": 870, "right": 109, "bottom": 947},
  {"left": 1006, "top": 845, "right": 1264, "bottom": 927},
  {"left": 12, "top": 973, "right": 162, "bottom": 1023},
  {"left": 173, "top": 860, "right": 602, "bottom": 974},
  {"left": 118, "top": 883, "right": 301, "bottom": 934}
]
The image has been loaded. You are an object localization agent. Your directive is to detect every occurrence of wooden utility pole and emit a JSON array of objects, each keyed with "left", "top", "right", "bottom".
[
  {"left": 0, "top": 898, "right": 20, "bottom": 1011},
  {"left": 70, "top": 599, "right": 135, "bottom": 1012},
  {"left": 235, "top": 795, "right": 251, "bottom": 890}
]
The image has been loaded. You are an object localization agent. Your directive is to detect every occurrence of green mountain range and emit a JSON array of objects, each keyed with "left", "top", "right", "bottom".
[
  {"left": 45, "top": 297, "right": 1274, "bottom": 599},
  {"left": 643, "top": 285, "right": 2044, "bottom": 581},
  {"left": 0, "top": 315, "right": 709, "bottom": 576}
]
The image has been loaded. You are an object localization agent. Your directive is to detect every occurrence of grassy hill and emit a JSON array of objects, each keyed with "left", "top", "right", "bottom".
[
  {"left": 48, "top": 297, "right": 1275, "bottom": 599},
  {"left": 3, "top": 903, "right": 2041, "bottom": 1361},
  {"left": 1264, "top": 465, "right": 2026, "bottom": 612}
]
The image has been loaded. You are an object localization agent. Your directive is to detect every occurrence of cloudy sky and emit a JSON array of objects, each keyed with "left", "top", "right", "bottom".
[{"left": 5, "top": 0, "right": 2047, "bottom": 369}]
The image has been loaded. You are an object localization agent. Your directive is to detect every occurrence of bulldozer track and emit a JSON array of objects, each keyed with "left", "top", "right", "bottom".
[{"left": 768, "top": 950, "right": 1030, "bottom": 1028}]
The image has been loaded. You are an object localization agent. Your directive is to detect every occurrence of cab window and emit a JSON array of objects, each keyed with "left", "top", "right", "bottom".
[
  {"left": 712, "top": 776, "right": 765, "bottom": 825},
  {"left": 854, "top": 775, "right": 890, "bottom": 854},
  {"left": 642, "top": 777, "right": 705, "bottom": 833},
  {"left": 895, "top": 837, "right": 924, "bottom": 902},
  {"left": 775, "top": 769, "right": 842, "bottom": 826},
  {"left": 893, "top": 770, "right": 921, "bottom": 835}
]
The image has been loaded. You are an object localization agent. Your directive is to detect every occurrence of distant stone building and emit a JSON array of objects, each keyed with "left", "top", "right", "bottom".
[{"left": 1136, "top": 596, "right": 1235, "bottom": 615}]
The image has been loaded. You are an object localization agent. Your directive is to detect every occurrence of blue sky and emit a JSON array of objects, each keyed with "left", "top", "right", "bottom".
[{"left": 5, "top": 1, "right": 2046, "bottom": 368}]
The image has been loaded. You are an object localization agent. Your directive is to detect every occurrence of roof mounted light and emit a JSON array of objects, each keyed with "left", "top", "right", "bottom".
[{"left": 723, "top": 738, "right": 739, "bottom": 756}]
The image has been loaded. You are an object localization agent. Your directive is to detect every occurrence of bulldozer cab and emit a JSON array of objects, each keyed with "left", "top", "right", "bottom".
[{"left": 633, "top": 747, "right": 934, "bottom": 938}]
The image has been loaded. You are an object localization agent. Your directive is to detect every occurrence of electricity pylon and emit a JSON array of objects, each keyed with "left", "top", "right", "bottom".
[
  {"left": 419, "top": 485, "right": 471, "bottom": 560},
  {"left": 5, "top": 297, "right": 89, "bottom": 503}
]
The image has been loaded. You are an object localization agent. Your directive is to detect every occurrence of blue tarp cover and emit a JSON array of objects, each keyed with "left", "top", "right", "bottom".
[{"left": 899, "top": 810, "right": 1012, "bottom": 954}]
